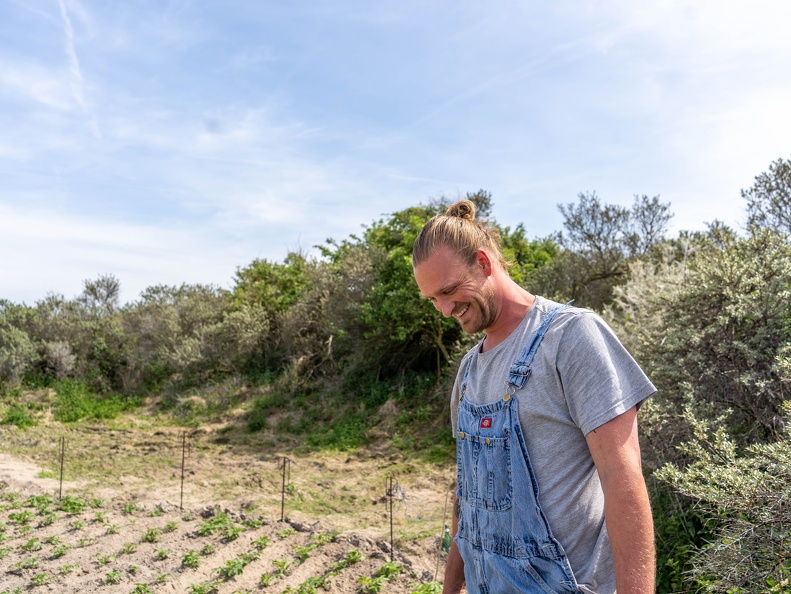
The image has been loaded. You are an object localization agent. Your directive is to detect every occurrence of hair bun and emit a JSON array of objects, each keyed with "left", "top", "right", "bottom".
[{"left": 445, "top": 199, "right": 476, "bottom": 221}]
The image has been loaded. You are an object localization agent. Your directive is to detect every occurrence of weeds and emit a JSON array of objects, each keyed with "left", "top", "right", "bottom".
[
  {"left": 357, "top": 562, "right": 404, "bottom": 594},
  {"left": 375, "top": 561, "right": 403, "bottom": 579},
  {"left": 222, "top": 524, "right": 243, "bottom": 541},
  {"left": 14, "top": 555, "right": 40, "bottom": 570},
  {"left": 196, "top": 512, "right": 235, "bottom": 537},
  {"left": 103, "top": 568, "right": 123, "bottom": 584},
  {"left": 358, "top": 576, "right": 388, "bottom": 593},
  {"left": 141, "top": 528, "right": 162, "bottom": 543},
  {"left": 50, "top": 544, "right": 70, "bottom": 559},
  {"left": 311, "top": 530, "right": 338, "bottom": 544},
  {"left": 272, "top": 558, "right": 292, "bottom": 577},
  {"left": 187, "top": 583, "right": 219, "bottom": 594},
  {"left": 182, "top": 550, "right": 200, "bottom": 569},
  {"left": 58, "top": 495, "right": 89, "bottom": 514},
  {"left": 19, "top": 537, "right": 42, "bottom": 552},
  {"left": 295, "top": 543, "right": 317, "bottom": 562},
  {"left": 327, "top": 549, "right": 364, "bottom": 574},
  {"left": 8, "top": 510, "right": 34, "bottom": 525},
  {"left": 410, "top": 583, "right": 442, "bottom": 594},
  {"left": 215, "top": 558, "right": 246, "bottom": 579}
]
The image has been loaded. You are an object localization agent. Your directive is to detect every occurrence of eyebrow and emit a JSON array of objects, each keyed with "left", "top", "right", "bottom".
[{"left": 422, "top": 279, "right": 460, "bottom": 300}]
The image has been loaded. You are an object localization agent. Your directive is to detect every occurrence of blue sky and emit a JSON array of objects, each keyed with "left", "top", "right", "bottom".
[{"left": 2, "top": 0, "right": 790, "bottom": 305}]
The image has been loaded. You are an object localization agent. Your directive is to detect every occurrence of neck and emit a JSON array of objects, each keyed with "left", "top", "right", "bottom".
[{"left": 481, "top": 280, "right": 535, "bottom": 352}]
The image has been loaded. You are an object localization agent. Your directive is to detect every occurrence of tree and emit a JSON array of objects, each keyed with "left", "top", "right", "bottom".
[
  {"left": 610, "top": 225, "right": 791, "bottom": 443},
  {"left": 743, "top": 155, "right": 791, "bottom": 237},
  {"left": 321, "top": 199, "right": 458, "bottom": 379},
  {"left": 77, "top": 274, "right": 121, "bottom": 318},
  {"left": 230, "top": 252, "right": 313, "bottom": 371},
  {"left": 124, "top": 283, "right": 233, "bottom": 385},
  {"left": 529, "top": 192, "right": 672, "bottom": 310},
  {"left": 0, "top": 316, "right": 36, "bottom": 385}
]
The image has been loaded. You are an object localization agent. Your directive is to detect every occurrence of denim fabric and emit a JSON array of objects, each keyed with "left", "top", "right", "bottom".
[{"left": 456, "top": 304, "right": 580, "bottom": 593}]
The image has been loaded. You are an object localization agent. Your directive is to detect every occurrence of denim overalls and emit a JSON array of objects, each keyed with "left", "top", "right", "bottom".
[{"left": 455, "top": 304, "right": 581, "bottom": 594}]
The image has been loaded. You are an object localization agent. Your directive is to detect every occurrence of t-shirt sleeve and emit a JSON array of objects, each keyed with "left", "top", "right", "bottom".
[{"left": 556, "top": 312, "right": 656, "bottom": 436}]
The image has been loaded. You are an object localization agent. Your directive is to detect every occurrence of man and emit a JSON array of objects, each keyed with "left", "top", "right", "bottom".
[{"left": 412, "top": 200, "right": 656, "bottom": 593}]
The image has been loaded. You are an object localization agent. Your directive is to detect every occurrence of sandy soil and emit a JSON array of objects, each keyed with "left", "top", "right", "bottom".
[{"left": 0, "top": 425, "right": 456, "bottom": 594}]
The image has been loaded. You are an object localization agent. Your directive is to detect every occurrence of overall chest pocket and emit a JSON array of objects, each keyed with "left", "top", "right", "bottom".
[{"left": 457, "top": 430, "right": 513, "bottom": 511}]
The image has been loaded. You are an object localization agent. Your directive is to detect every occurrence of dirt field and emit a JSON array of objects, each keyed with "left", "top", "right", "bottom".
[{"left": 0, "top": 421, "right": 457, "bottom": 593}]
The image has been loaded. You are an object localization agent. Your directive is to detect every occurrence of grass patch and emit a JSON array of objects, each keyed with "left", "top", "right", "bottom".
[
  {"left": 52, "top": 379, "right": 139, "bottom": 423},
  {"left": 1, "top": 404, "right": 38, "bottom": 428}
]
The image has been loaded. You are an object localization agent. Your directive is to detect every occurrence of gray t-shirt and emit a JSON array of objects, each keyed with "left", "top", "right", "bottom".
[{"left": 450, "top": 296, "right": 656, "bottom": 594}]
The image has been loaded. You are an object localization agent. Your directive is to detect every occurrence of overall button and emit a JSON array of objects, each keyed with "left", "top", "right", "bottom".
[
  {"left": 459, "top": 431, "right": 466, "bottom": 439},
  {"left": 503, "top": 394, "right": 511, "bottom": 402},
  {"left": 485, "top": 438, "right": 491, "bottom": 445}
]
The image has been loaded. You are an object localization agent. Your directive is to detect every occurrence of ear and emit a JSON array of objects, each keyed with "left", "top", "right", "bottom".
[{"left": 476, "top": 249, "right": 494, "bottom": 276}]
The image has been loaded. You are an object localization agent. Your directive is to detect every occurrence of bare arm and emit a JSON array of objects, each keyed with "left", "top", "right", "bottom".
[
  {"left": 442, "top": 495, "right": 466, "bottom": 594},
  {"left": 586, "top": 406, "right": 655, "bottom": 594}
]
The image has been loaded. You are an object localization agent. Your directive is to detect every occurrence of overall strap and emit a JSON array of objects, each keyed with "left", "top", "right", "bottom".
[{"left": 506, "top": 302, "right": 571, "bottom": 390}]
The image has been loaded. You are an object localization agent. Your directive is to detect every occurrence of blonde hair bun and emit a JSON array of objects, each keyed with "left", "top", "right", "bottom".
[{"left": 446, "top": 199, "right": 476, "bottom": 221}]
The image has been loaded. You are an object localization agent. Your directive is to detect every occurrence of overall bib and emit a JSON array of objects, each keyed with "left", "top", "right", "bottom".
[{"left": 455, "top": 304, "right": 581, "bottom": 594}]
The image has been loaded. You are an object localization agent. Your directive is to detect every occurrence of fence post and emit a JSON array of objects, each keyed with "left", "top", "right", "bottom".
[
  {"left": 180, "top": 432, "right": 188, "bottom": 511},
  {"left": 388, "top": 475, "right": 395, "bottom": 562},
  {"left": 280, "top": 457, "right": 291, "bottom": 522},
  {"left": 58, "top": 437, "right": 66, "bottom": 500}
]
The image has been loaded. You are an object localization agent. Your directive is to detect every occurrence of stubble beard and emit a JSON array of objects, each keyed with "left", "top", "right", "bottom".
[{"left": 457, "top": 286, "right": 498, "bottom": 335}]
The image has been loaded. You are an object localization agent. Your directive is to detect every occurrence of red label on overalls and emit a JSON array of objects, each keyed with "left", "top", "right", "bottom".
[{"left": 480, "top": 417, "right": 492, "bottom": 429}]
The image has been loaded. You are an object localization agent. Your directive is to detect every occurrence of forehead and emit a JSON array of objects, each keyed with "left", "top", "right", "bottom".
[{"left": 413, "top": 246, "right": 468, "bottom": 296}]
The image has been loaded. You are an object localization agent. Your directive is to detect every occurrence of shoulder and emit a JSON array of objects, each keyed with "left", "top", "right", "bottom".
[{"left": 534, "top": 296, "right": 614, "bottom": 339}]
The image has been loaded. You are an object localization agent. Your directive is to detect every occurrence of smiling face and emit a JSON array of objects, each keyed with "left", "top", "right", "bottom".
[{"left": 413, "top": 245, "right": 498, "bottom": 335}]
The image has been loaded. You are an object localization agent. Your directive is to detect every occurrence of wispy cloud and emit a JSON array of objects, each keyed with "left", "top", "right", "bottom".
[{"left": 56, "top": 0, "right": 101, "bottom": 138}]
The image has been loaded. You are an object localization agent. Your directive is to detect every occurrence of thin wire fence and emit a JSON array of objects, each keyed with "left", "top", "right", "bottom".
[{"left": 44, "top": 428, "right": 453, "bottom": 571}]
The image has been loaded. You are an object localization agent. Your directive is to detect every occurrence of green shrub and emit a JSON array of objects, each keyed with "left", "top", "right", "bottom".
[
  {"left": 52, "top": 379, "right": 136, "bottom": 422},
  {"left": 656, "top": 403, "right": 791, "bottom": 592},
  {"left": 0, "top": 404, "right": 37, "bottom": 428}
]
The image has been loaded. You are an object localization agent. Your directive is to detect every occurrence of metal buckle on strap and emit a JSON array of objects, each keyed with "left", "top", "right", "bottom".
[{"left": 507, "top": 364, "right": 532, "bottom": 388}]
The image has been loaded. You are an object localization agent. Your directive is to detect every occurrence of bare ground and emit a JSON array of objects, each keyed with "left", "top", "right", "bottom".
[{"left": 0, "top": 420, "right": 456, "bottom": 593}]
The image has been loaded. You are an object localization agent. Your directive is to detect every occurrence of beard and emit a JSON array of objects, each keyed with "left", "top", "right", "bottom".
[{"left": 455, "top": 284, "right": 498, "bottom": 334}]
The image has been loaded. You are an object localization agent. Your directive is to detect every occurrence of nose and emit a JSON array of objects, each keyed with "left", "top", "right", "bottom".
[{"left": 434, "top": 296, "right": 455, "bottom": 318}]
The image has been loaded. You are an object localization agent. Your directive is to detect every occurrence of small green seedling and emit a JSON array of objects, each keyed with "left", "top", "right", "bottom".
[{"left": 182, "top": 550, "right": 200, "bottom": 569}]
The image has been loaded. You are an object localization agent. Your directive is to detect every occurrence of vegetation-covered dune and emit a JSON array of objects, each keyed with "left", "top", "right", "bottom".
[{"left": 1, "top": 155, "right": 790, "bottom": 592}]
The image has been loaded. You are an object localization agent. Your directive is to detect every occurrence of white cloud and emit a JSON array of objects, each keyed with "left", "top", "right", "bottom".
[
  {"left": 0, "top": 202, "right": 241, "bottom": 304},
  {"left": 0, "top": 61, "right": 74, "bottom": 110}
]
